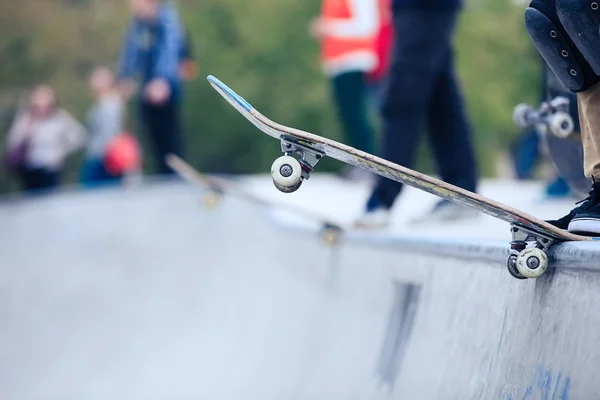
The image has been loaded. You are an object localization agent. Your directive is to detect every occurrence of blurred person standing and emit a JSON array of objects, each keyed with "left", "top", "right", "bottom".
[
  {"left": 4, "top": 85, "right": 84, "bottom": 193},
  {"left": 310, "top": 0, "right": 379, "bottom": 181},
  {"left": 354, "top": 0, "right": 479, "bottom": 228},
  {"left": 117, "top": 0, "right": 186, "bottom": 175},
  {"left": 80, "top": 66, "right": 136, "bottom": 187}
]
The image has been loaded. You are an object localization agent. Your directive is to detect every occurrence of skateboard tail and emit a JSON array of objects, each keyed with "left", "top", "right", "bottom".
[
  {"left": 207, "top": 75, "right": 253, "bottom": 112},
  {"left": 207, "top": 75, "right": 287, "bottom": 140}
]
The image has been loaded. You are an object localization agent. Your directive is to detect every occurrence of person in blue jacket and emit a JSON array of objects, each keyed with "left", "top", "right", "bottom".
[
  {"left": 355, "top": 0, "right": 480, "bottom": 228},
  {"left": 117, "top": 0, "right": 186, "bottom": 175}
]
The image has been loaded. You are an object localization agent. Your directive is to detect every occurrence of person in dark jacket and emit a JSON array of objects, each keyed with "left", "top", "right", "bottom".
[
  {"left": 355, "top": 0, "right": 480, "bottom": 228},
  {"left": 117, "top": 0, "right": 186, "bottom": 175}
]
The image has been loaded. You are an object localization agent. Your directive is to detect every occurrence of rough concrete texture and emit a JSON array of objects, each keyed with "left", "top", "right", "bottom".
[{"left": 1, "top": 178, "right": 599, "bottom": 399}]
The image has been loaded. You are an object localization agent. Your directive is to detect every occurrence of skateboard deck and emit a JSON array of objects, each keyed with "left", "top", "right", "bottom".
[
  {"left": 206, "top": 75, "right": 597, "bottom": 279},
  {"left": 165, "top": 154, "right": 344, "bottom": 247}
]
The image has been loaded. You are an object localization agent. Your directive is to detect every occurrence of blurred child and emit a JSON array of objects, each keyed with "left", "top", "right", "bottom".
[
  {"left": 80, "top": 67, "right": 129, "bottom": 186},
  {"left": 4, "top": 85, "right": 84, "bottom": 193}
]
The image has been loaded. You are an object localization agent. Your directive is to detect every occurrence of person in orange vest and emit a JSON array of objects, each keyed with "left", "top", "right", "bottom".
[
  {"left": 310, "top": 0, "right": 379, "bottom": 181},
  {"left": 366, "top": 0, "right": 394, "bottom": 109}
]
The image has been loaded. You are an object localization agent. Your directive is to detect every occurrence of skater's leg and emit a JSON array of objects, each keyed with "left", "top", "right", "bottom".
[
  {"left": 525, "top": 0, "right": 600, "bottom": 233},
  {"left": 368, "top": 11, "right": 455, "bottom": 209},
  {"left": 577, "top": 84, "right": 600, "bottom": 179},
  {"left": 356, "top": 10, "right": 458, "bottom": 227},
  {"left": 567, "top": 85, "right": 600, "bottom": 233},
  {"left": 418, "top": 48, "right": 479, "bottom": 221},
  {"left": 426, "top": 51, "right": 478, "bottom": 193}
]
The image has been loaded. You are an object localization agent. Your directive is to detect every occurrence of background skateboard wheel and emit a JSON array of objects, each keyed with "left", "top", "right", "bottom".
[
  {"left": 320, "top": 224, "right": 341, "bottom": 247},
  {"left": 507, "top": 251, "right": 527, "bottom": 280},
  {"left": 513, "top": 103, "right": 534, "bottom": 129},
  {"left": 516, "top": 248, "right": 548, "bottom": 278},
  {"left": 549, "top": 112, "right": 573, "bottom": 138},
  {"left": 202, "top": 190, "right": 222, "bottom": 208},
  {"left": 271, "top": 156, "right": 302, "bottom": 192}
]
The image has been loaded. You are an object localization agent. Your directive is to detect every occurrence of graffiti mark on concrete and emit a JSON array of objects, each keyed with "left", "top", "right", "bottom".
[
  {"left": 498, "top": 364, "right": 571, "bottom": 400},
  {"left": 376, "top": 280, "right": 422, "bottom": 387}
]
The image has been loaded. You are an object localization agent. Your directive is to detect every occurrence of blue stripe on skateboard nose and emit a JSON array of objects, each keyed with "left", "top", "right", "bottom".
[{"left": 207, "top": 75, "right": 253, "bottom": 112}]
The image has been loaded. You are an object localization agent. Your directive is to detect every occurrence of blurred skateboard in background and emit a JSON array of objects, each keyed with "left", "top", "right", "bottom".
[
  {"left": 513, "top": 97, "right": 589, "bottom": 197},
  {"left": 165, "top": 154, "right": 344, "bottom": 247},
  {"left": 206, "top": 74, "right": 598, "bottom": 280}
]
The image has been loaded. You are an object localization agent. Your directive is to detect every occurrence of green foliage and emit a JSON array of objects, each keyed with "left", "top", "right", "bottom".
[{"left": 0, "top": 0, "right": 542, "bottom": 193}]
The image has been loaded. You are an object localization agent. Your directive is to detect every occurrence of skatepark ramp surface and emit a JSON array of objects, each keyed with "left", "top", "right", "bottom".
[{"left": 2, "top": 179, "right": 600, "bottom": 399}]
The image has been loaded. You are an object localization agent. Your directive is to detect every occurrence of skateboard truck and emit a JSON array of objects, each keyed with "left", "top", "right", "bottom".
[
  {"left": 507, "top": 224, "right": 553, "bottom": 279},
  {"left": 270, "top": 137, "right": 324, "bottom": 193}
]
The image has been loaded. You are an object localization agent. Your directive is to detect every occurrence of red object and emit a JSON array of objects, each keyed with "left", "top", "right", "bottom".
[
  {"left": 103, "top": 132, "right": 141, "bottom": 176},
  {"left": 367, "top": 0, "right": 394, "bottom": 83}
]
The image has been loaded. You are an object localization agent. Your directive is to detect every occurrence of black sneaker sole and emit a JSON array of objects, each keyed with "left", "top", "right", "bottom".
[{"left": 568, "top": 217, "right": 600, "bottom": 236}]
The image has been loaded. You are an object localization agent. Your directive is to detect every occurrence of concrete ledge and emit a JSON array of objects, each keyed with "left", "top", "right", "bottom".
[{"left": 266, "top": 208, "right": 600, "bottom": 271}]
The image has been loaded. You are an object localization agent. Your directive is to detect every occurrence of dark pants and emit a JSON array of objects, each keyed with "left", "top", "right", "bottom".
[
  {"left": 513, "top": 129, "right": 540, "bottom": 180},
  {"left": 140, "top": 99, "right": 183, "bottom": 175},
  {"left": 368, "top": 10, "right": 478, "bottom": 210},
  {"left": 18, "top": 167, "right": 59, "bottom": 193},
  {"left": 331, "top": 71, "right": 375, "bottom": 154}
]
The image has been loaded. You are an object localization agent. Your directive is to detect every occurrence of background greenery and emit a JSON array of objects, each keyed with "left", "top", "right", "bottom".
[{"left": 0, "top": 0, "right": 542, "bottom": 193}]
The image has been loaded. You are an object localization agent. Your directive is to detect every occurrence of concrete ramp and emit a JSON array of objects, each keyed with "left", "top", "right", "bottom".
[{"left": 1, "top": 181, "right": 599, "bottom": 399}]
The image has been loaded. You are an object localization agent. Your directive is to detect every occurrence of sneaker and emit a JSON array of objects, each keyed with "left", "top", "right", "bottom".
[
  {"left": 354, "top": 206, "right": 391, "bottom": 229},
  {"left": 546, "top": 178, "right": 600, "bottom": 232},
  {"left": 354, "top": 195, "right": 391, "bottom": 228},
  {"left": 412, "top": 199, "right": 479, "bottom": 224},
  {"left": 545, "top": 176, "right": 571, "bottom": 198}
]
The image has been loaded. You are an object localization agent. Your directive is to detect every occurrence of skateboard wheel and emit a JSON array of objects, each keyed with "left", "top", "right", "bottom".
[
  {"left": 273, "top": 179, "right": 302, "bottom": 193},
  {"left": 549, "top": 112, "right": 573, "bottom": 138},
  {"left": 271, "top": 156, "right": 302, "bottom": 192},
  {"left": 516, "top": 248, "right": 548, "bottom": 278},
  {"left": 507, "top": 251, "right": 527, "bottom": 280},
  {"left": 320, "top": 225, "right": 341, "bottom": 247},
  {"left": 202, "top": 190, "right": 222, "bottom": 208},
  {"left": 513, "top": 104, "right": 534, "bottom": 128}
]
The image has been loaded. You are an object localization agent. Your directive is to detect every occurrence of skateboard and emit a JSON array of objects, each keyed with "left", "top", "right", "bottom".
[
  {"left": 165, "top": 154, "right": 345, "bottom": 247},
  {"left": 513, "top": 97, "right": 590, "bottom": 198},
  {"left": 513, "top": 97, "right": 574, "bottom": 139},
  {"left": 206, "top": 74, "right": 599, "bottom": 280}
]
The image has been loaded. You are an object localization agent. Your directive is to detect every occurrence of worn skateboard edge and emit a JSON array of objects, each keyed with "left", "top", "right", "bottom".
[{"left": 206, "top": 75, "right": 595, "bottom": 243}]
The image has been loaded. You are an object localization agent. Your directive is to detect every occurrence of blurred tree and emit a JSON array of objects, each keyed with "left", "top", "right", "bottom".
[{"left": 0, "top": 0, "right": 541, "bottom": 194}]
